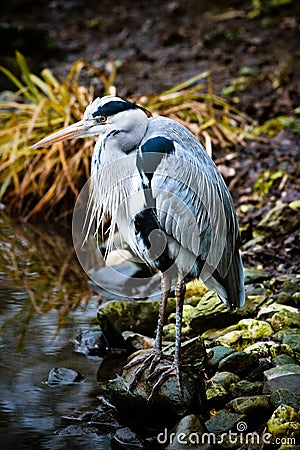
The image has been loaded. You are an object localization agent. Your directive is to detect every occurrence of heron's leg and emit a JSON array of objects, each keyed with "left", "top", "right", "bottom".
[
  {"left": 147, "top": 272, "right": 185, "bottom": 399},
  {"left": 123, "top": 273, "right": 171, "bottom": 388},
  {"left": 153, "top": 272, "right": 170, "bottom": 351}
]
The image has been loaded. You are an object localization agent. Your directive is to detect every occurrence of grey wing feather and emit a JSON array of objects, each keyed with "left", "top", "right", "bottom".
[{"left": 142, "top": 116, "right": 244, "bottom": 308}]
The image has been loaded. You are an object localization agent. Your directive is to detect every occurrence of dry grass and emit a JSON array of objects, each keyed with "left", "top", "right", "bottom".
[{"left": 0, "top": 53, "right": 255, "bottom": 221}]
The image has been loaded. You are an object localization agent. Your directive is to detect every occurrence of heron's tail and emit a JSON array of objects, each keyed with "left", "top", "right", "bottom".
[{"left": 205, "top": 249, "right": 245, "bottom": 309}]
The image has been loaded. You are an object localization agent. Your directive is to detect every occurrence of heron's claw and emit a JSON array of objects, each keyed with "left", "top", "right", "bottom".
[{"left": 123, "top": 350, "right": 182, "bottom": 400}]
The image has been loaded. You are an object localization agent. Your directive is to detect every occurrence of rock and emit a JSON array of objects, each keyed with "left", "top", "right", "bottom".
[
  {"left": 122, "top": 331, "right": 154, "bottom": 351},
  {"left": 243, "top": 341, "right": 276, "bottom": 358},
  {"left": 264, "top": 364, "right": 300, "bottom": 392},
  {"left": 71, "top": 329, "right": 110, "bottom": 357},
  {"left": 163, "top": 414, "right": 212, "bottom": 450},
  {"left": 267, "top": 404, "right": 300, "bottom": 440},
  {"left": 57, "top": 424, "right": 99, "bottom": 436},
  {"left": 209, "top": 372, "right": 240, "bottom": 390},
  {"left": 277, "top": 291, "right": 294, "bottom": 306},
  {"left": 205, "top": 382, "right": 229, "bottom": 406},
  {"left": 274, "top": 328, "right": 300, "bottom": 355},
  {"left": 218, "top": 351, "right": 257, "bottom": 376},
  {"left": 229, "top": 380, "right": 263, "bottom": 397},
  {"left": 272, "top": 354, "right": 297, "bottom": 366},
  {"left": 97, "top": 298, "right": 175, "bottom": 344},
  {"left": 206, "top": 346, "right": 236, "bottom": 370},
  {"left": 257, "top": 302, "right": 298, "bottom": 321},
  {"left": 270, "top": 389, "right": 300, "bottom": 410},
  {"left": 245, "top": 358, "right": 273, "bottom": 381},
  {"left": 270, "top": 306, "right": 300, "bottom": 331},
  {"left": 257, "top": 201, "right": 300, "bottom": 235},
  {"left": 226, "top": 394, "right": 271, "bottom": 415},
  {"left": 205, "top": 409, "right": 246, "bottom": 435},
  {"left": 45, "top": 367, "right": 84, "bottom": 386},
  {"left": 269, "top": 343, "right": 295, "bottom": 359},
  {"left": 238, "top": 318, "right": 273, "bottom": 339},
  {"left": 107, "top": 351, "right": 206, "bottom": 420},
  {"left": 244, "top": 267, "right": 267, "bottom": 284},
  {"left": 112, "top": 427, "right": 144, "bottom": 449}
]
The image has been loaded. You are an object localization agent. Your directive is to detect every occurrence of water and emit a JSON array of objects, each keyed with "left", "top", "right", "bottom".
[{"left": 0, "top": 212, "right": 112, "bottom": 449}]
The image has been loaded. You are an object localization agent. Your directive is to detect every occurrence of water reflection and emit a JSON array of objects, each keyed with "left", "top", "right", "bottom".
[{"left": 0, "top": 211, "right": 110, "bottom": 449}]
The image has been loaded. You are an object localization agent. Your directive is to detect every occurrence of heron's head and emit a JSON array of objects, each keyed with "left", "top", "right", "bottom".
[{"left": 31, "top": 96, "right": 152, "bottom": 149}]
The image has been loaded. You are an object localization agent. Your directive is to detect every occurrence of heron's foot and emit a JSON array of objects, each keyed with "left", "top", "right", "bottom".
[
  {"left": 123, "top": 349, "right": 182, "bottom": 401},
  {"left": 147, "top": 362, "right": 182, "bottom": 402},
  {"left": 122, "top": 349, "right": 172, "bottom": 392}
]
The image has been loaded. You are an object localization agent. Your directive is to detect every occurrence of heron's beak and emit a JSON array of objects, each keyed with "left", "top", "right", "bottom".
[{"left": 31, "top": 119, "right": 93, "bottom": 149}]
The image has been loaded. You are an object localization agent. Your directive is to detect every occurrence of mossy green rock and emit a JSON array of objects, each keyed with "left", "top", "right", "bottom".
[
  {"left": 274, "top": 328, "right": 300, "bottom": 356},
  {"left": 272, "top": 354, "right": 297, "bottom": 366},
  {"left": 227, "top": 394, "right": 271, "bottom": 415},
  {"left": 270, "top": 343, "right": 295, "bottom": 359},
  {"left": 238, "top": 318, "right": 273, "bottom": 339},
  {"left": 257, "top": 303, "right": 298, "bottom": 321},
  {"left": 267, "top": 405, "right": 300, "bottom": 439},
  {"left": 243, "top": 341, "right": 275, "bottom": 357},
  {"left": 206, "top": 382, "right": 229, "bottom": 406},
  {"left": 209, "top": 371, "right": 240, "bottom": 389},
  {"left": 270, "top": 306, "right": 300, "bottom": 331},
  {"left": 229, "top": 380, "right": 263, "bottom": 397},
  {"left": 97, "top": 298, "right": 175, "bottom": 338}
]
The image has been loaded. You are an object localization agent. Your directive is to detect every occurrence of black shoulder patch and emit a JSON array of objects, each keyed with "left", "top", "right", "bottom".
[
  {"left": 141, "top": 136, "right": 175, "bottom": 155},
  {"left": 137, "top": 137, "right": 175, "bottom": 183},
  {"left": 92, "top": 100, "right": 136, "bottom": 118}
]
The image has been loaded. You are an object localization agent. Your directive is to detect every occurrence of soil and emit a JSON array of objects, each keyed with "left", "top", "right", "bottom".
[{"left": 2, "top": 0, "right": 300, "bottom": 274}]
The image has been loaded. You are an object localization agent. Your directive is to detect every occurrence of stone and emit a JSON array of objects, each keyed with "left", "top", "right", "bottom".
[
  {"left": 206, "top": 382, "right": 229, "bottom": 406},
  {"left": 274, "top": 328, "right": 300, "bottom": 355},
  {"left": 206, "top": 346, "right": 236, "bottom": 370},
  {"left": 269, "top": 343, "right": 295, "bottom": 359},
  {"left": 107, "top": 352, "right": 205, "bottom": 420},
  {"left": 257, "top": 303, "right": 297, "bottom": 321},
  {"left": 218, "top": 351, "right": 257, "bottom": 376},
  {"left": 270, "top": 389, "right": 300, "bottom": 410},
  {"left": 226, "top": 394, "right": 271, "bottom": 415},
  {"left": 97, "top": 297, "right": 175, "bottom": 343},
  {"left": 71, "top": 329, "right": 110, "bottom": 357},
  {"left": 205, "top": 409, "right": 246, "bottom": 435},
  {"left": 244, "top": 268, "right": 267, "bottom": 284},
  {"left": 243, "top": 341, "right": 275, "bottom": 358},
  {"left": 45, "top": 367, "right": 84, "bottom": 386},
  {"left": 245, "top": 357, "right": 273, "bottom": 382},
  {"left": 270, "top": 306, "right": 300, "bottom": 332},
  {"left": 272, "top": 354, "right": 297, "bottom": 366},
  {"left": 267, "top": 405, "right": 300, "bottom": 440},
  {"left": 238, "top": 318, "right": 273, "bottom": 339},
  {"left": 229, "top": 380, "right": 263, "bottom": 397},
  {"left": 209, "top": 372, "right": 240, "bottom": 389},
  {"left": 112, "top": 427, "right": 144, "bottom": 449},
  {"left": 264, "top": 364, "right": 300, "bottom": 392},
  {"left": 163, "top": 414, "right": 212, "bottom": 450}
]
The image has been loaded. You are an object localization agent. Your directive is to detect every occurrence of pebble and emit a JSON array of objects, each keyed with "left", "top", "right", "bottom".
[
  {"left": 164, "top": 414, "right": 212, "bottom": 450},
  {"left": 218, "top": 351, "right": 257, "bottom": 376},
  {"left": 226, "top": 394, "right": 271, "bottom": 415},
  {"left": 267, "top": 404, "right": 300, "bottom": 440},
  {"left": 270, "top": 306, "right": 300, "bottom": 331},
  {"left": 112, "top": 427, "right": 144, "bottom": 449},
  {"left": 206, "top": 345, "right": 236, "bottom": 370},
  {"left": 270, "top": 388, "right": 300, "bottom": 410},
  {"left": 205, "top": 409, "right": 246, "bottom": 434},
  {"left": 264, "top": 363, "right": 300, "bottom": 392},
  {"left": 229, "top": 380, "right": 263, "bottom": 397},
  {"left": 208, "top": 371, "right": 240, "bottom": 389},
  {"left": 45, "top": 367, "right": 84, "bottom": 386}
]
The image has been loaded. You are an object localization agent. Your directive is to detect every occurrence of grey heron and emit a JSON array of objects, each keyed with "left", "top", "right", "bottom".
[{"left": 32, "top": 95, "right": 245, "bottom": 392}]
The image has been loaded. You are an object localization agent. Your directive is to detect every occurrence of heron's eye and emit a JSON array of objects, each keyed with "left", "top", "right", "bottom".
[{"left": 98, "top": 116, "right": 107, "bottom": 123}]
